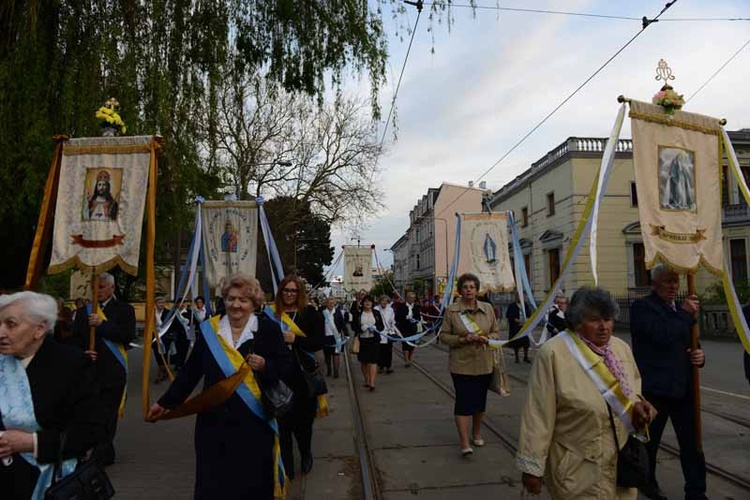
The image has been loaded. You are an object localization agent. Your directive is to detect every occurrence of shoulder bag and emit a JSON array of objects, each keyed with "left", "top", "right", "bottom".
[
  {"left": 607, "top": 406, "right": 650, "bottom": 489},
  {"left": 44, "top": 434, "right": 114, "bottom": 500},
  {"left": 258, "top": 376, "right": 294, "bottom": 419},
  {"left": 295, "top": 349, "right": 328, "bottom": 397}
]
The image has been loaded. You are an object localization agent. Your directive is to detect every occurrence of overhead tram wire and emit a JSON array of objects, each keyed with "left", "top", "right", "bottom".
[
  {"left": 430, "top": 2, "right": 748, "bottom": 23},
  {"left": 685, "top": 37, "right": 750, "bottom": 104},
  {"left": 432, "top": 0, "right": 679, "bottom": 221},
  {"left": 371, "top": 0, "right": 423, "bottom": 176}
]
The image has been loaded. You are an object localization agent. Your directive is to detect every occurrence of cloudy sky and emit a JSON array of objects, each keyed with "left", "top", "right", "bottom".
[{"left": 327, "top": 0, "right": 750, "bottom": 275}]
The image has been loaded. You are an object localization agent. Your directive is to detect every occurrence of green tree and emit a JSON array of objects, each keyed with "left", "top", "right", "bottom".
[{"left": 370, "top": 269, "right": 395, "bottom": 298}]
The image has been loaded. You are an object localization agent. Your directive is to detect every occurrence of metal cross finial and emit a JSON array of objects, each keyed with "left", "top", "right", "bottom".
[
  {"left": 106, "top": 97, "right": 120, "bottom": 109},
  {"left": 655, "top": 59, "right": 675, "bottom": 83}
]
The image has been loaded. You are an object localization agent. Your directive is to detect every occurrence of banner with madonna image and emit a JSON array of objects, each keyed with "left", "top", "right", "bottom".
[
  {"left": 201, "top": 200, "right": 258, "bottom": 288},
  {"left": 629, "top": 99, "right": 724, "bottom": 275},
  {"left": 48, "top": 136, "right": 155, "bottom": 275},
  {"left": 461, "top": 212, "right": 515, "bottom": 294}
]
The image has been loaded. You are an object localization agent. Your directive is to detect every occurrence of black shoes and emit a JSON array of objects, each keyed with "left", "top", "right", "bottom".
[
  {"left": 301, "top": 454, "right": 314, "bottom": 474},
  {"left": 641, "top": 483, "right": 668, "bottom": 500}
]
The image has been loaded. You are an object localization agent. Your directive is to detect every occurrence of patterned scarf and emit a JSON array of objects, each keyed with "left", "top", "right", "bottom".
[{"left": 578, "top": 334, "right": 633, "bottom": 398}]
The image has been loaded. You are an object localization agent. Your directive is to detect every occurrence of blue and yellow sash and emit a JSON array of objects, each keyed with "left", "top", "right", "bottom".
[
  {"left": 201, "top": 317, "right": 287, "bottom": 498},
  {"left": 86, "top": 304, "right": 128, "bottom": 417},
  {"left": 0, "top": 355, "right": 76, "bottom": 499}
]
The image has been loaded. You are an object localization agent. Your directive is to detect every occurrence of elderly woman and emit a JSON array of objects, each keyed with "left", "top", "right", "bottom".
[
  {"left": 147, "top": 275, "right": 290, "bottom": 499},
  {"left": 0, "top": 292, "right": 102, "bottom": 499},
  {"left": 322, "top": 297, "right": 345, "bottom": 379},
  {"left": 440, "top": 273, "right": 501, "bottom": 456},
  {"left": 517, "top": 286, "right": 657, "bottom": 499},
  {"left": 375, "top": 295, "right": 396, "bottom": 374},
  {"left": 353, "top": 295, "right": 385, "bottom": 391},
  {"left": 273, "top": 275, "right": 325, "bottom": 479}
]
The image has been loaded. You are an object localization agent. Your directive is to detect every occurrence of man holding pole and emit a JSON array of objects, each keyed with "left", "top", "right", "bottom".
[
  {"left": 630, "top": 264, "right": 706, "bottom": 500},
  {"left": 70, "top": 272, "right": 135, "bottom": 466}
]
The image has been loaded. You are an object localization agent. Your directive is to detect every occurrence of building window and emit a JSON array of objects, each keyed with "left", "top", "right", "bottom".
[
  {"left": 523, "top": 253, "right": 532, "bottom": 283},
  {"left": 546, "top": 192, "right": 555, "bottom": 216},
  {"left": 521, "top": 207, "right": 528, "bottom": 227},
  {"left": 633, "top": 242, "right": 651, "bottom": 287},
  {"left": 630, "top": 182, "right": 638, "bottom": 207},
  {"left": 416, "top": 253, "right": 421, "bottom": 271},
  {"left": 547, "top": 248, "right": 560, "bottom": 287},
  {"left": 722, "top": 165, "right": 729, "bottom": 207},
  {"left": 730, "top": 239, "right": 748, "bottom": 285}
]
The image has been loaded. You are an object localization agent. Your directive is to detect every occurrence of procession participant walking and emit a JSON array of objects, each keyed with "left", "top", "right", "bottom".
[
  {"left": 0, "top": 292, "right": 104, "bottom": 499},
  {"left": 173, "top": 299, "right": 191, "bottom": 369},
  {"left": 273, "top": 275, "right": 325, "bottom": 479},
  {"left": 70, "top": 272, "right": 134, "bottom": 467},
  {"left": 353, "top": 295, "right": 384, "bottom": 391},
  {"left": 518, "top": 286, "right": 656, "bottom": 499},
  {"left": 440, "top": 273, "right": 500, "bottom": 456},
  {"left": 631, "top": 264, "right": 706, "bottom": 500},
  {"left": 152, "top": 297, "right": 181, "bottom": 383},
  {"left": 394, "top": 291, "right": 421, "bottom": 367},
  {"left": 322, "top": 297, "right": 345, "bottom": 378},
  {"left": 545, "top": 295, "right": 568, "bottom": 338},
  {"left": 506, "top": 293, "right": 531, "bottom": 363},
  {"left": 147, "top": 274, "right": 290, "bottom": 499},
  {"left": 375, "top": 295, "right": 396, "bottom": 374}
]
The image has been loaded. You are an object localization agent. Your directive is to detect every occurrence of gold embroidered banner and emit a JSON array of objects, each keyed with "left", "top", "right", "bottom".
[
  {"left": 461, "top": 212, "right": 515, "bottom": 294},
  {"left": 630, "top": 100, "right": 723, "bottom": 274},
  {"left": 48, "top": 136, "right": 155, "bottom": 275}
]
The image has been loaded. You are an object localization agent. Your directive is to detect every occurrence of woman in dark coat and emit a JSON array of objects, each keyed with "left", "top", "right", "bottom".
[
  {"left": 352, "top": 295, "right": 385, "bottom": 391},
  {"left": 147, "top": 275, "right": 290, "bottom": 499},
  {"left": 506, "top": 294, "right": 531, "bottom": 363},
  {"left": 273, "top": 274, "right": 325, "bottom": 479}
]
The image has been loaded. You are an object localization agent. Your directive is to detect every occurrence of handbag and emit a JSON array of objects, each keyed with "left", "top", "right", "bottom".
[
  {"left": 44, "top": 434, "right": 114, "bottom": 500},
  {"left": 607, "top": 406, "right": 650, "bottom": 489},
  {"left": 488, "top": 347, "right": 510, "bottom": 396},
  {"left": 350, "top": 336, "right": 360, "bottom": 354},
  {"left": 295, "top": 349, "right": 328, "bottom": 397},
  {"left": 258, "top": 377, "right": 294, "bottom": 419}
]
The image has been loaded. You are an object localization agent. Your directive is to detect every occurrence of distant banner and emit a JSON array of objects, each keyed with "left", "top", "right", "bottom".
[
  {"left": 461, "top": 213, "right": 515, "bottom": 294},
  {"left": 630, "top": 100, "right": 723, "bottom": 274},
  {"left": 202, "top": 201, "right": 258, "bottom": 288},
  {"left": 343, "top": 246, "right": 373, "bottom": 292},
  {"left": 48, "top": 136, "right": 154, "bottom": 275}
]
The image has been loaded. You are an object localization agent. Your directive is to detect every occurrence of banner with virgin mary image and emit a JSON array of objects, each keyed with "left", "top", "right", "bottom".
[
  {"left": 461, "top": 212, "right": 515, "bottom": 294},
  {"left": 48, "top": 136, "right": 154, "bottom": 275},
  {"left": 201, "top": 200, "right": 258, "bottom": 287},
  {"left": 629, "top": 99, "right": 724, "bottom": 274},
  {"left": 343, "top": 245, "right": 373, "bottom": 293}
]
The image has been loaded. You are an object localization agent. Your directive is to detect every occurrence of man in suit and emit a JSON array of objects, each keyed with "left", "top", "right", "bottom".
[
  {"left": 71, "top": 272, "right": 135, "bottom": 467},
  {"left": 0, "top": 291, "right": 102, "bottom": 498},
  {"left": 630, "top": 264, "right": 706, "bottom": 500},
  {"left": 394, "top": 291, "right": 421, "bottom": 367}
]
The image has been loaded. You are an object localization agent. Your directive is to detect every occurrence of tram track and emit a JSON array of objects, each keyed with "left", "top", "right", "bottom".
[{"left": 420, "top": 343, "right": 750, "bottom": 493}]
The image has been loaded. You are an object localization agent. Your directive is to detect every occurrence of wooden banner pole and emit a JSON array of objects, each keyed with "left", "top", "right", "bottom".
[
  {"left": 142, "top": 138, "right": 159, "bottom": 417},
  {"left": 687, "top": 272, "right": 703, "bottom": 452},
  {"left": 89, "top": 273, "right": 99, "bottom": 351}
]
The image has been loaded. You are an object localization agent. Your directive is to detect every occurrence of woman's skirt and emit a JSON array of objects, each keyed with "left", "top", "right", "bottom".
[
  {"left": 357, "top": 336, "right": 380, "bottom": 364},
  {"left": 450, "top": 372, "right": 492, "bottom": 416}
]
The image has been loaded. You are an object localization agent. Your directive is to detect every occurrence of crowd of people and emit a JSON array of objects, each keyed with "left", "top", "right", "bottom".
[{"left": 0, "top": 264, "right": 733, "bottom": 500}]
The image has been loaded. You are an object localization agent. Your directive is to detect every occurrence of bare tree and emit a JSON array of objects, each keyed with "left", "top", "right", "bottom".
[{"left": 211, "top": 79, "right": 383, "bottom": 226}]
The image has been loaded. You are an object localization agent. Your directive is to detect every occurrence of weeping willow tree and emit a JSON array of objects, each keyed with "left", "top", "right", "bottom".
[{"left": 0, "top": 0, "right": 462, "bottom": 289}]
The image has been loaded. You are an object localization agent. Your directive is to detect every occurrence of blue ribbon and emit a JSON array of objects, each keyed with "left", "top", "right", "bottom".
[
  {"left": 85, "top": 304, "right": 127, "bottom": 371},
  {"left": 257, "top": 198, "right": 285, "bottom": 294},
  {"left": 508, "top": 212, "right": 539, "bottom": 318}
]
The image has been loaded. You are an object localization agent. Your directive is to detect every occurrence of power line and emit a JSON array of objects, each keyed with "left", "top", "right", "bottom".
[
  {"left": 432, "top": 0, "right": 678, "bottom": 220},
  {"left": 685, "top": 38, "right": 750, "bottom": 104}
]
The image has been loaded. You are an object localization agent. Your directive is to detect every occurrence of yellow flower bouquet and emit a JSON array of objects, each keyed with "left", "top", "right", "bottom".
[{"left": 96, "top": 98, "right": 127, "bottom": 135}]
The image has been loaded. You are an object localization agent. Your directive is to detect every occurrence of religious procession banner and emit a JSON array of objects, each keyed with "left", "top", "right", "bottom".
[
  {"left": 201, "top": 200, "right": 258, "bottom": 287},
  {"left": 630, "top": 99, "right": 724, "bottom": 274},
  {"left": 461, "top": 213, "right": 515, "bottom": 294},
  {"left": 343, "top": 245, "right": 373, "bottom": 292},
  {"left": 48, "top": 136, "right": 154, "bottom": 275}
]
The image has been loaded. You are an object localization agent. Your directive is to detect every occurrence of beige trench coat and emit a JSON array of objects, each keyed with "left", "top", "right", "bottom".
[
  {"left": 516, "top": 334, "right": 641, "bottom": 500},
  {"left": 440, "top": 300, "right": 501, "bottom": 375}
]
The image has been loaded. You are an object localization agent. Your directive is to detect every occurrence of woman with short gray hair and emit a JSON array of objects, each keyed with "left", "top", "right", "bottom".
[
  {"left": 0, "top": 291, "right": 103, "bottom": 498},
  {"left": 517, "top": 286, "right": 657, "bottom": 499}
]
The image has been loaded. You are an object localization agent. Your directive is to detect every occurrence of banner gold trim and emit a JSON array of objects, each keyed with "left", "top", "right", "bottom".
[
  {"left": 63, "top": 144, "right": 152, "bottom": 156},
  {"left": 629, "top": 110, "right": 721, "bottom": 136},
  {"left": 649, "top": 225, "right": 707, "bottom": 244}
]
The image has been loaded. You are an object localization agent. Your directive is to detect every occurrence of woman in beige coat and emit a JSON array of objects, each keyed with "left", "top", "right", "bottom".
[
  {"left": 441, "top": 273, "right": 501, "bottom": 456},
  {"left": 517, "top": 286, "right": 657, "bottom": 499}
]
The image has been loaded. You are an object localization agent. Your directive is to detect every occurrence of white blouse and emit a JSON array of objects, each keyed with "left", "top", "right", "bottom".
[{"left": 359, "top": 311, "right": 376, "bottom": 339}]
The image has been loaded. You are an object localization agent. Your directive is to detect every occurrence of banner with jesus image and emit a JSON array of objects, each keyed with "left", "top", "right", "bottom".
[{"left": 629, "top": 99, "right": 724, "bottom": 274}]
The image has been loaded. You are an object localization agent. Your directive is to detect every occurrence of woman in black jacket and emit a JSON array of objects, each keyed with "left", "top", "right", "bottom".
[
  {"left": 273, "top": 275, "right": 325, "bottom": 479},
  {"left": 352, "top": 295, "right": 385, "bottom": 391}
]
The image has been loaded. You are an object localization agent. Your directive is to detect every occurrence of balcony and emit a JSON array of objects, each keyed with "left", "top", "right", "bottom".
[
  {"left": 722, "top": 204, "right": 750, "bottom": 226},
  {"left": 531, "top": 137, "right": 633, "bottom": 172}
]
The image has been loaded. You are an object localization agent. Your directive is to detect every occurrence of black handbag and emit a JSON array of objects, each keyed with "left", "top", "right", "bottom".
[
  {"left": 259, "top": 377, "right": 295, "bottom": 419},
  {"left": 44, "top": 434, "right": 114, "bottom": 500},
  {"left": 295, "top": 349, "right": 328, "bottom": 397},
  {"left": 607, "top": 406, "right": 650, "bottom": 489}
]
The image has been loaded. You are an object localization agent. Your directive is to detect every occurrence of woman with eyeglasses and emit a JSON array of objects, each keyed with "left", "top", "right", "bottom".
[{"left": 273, "top": 275, "right": 325, "bottom": 479}]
